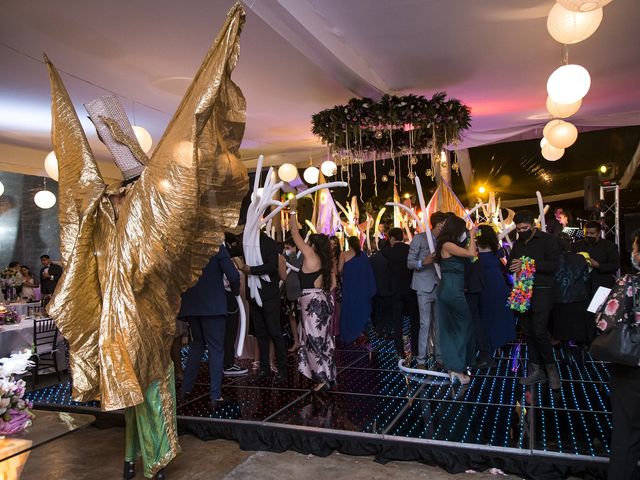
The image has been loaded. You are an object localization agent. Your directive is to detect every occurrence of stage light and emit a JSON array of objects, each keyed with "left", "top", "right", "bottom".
[
  {"left": 478, "top": 185, "right": 487, "bottom": 194},
  {"left": 403, "top": 193, "right": 411, "bottom": 199},
  {"left": 599, "top": 165, "right": 607, "bottom": 173},
  {"left": 286, "top": 192, "right": 295, "bottom": 200}
]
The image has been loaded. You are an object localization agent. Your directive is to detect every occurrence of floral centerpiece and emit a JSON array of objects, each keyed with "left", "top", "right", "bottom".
[
  {"left": 507, "top": 257, "right": 536, "bottom": 313},
  {"left": 0, "top": 269, "right": 23, "bottom": 289},
  {"left": 0, "top": 350, "right": 34, "bottom": 434},
  {"left": 0, "top": 305, "right": 20, "bottom": 325}
]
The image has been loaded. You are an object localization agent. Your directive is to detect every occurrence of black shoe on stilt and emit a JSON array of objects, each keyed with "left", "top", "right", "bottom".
[{"left": 123, "top": 461, "right": 136, "bottom": 479}]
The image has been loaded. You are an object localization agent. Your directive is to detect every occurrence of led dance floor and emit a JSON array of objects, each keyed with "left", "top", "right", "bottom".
[{"left": 27, "top": 331, "right": 611, "bottom": 479}]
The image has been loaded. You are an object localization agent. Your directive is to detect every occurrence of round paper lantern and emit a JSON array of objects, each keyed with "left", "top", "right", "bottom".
[
  {"left": 543, "top": 119, "right": 564, "bottom": 138},
  {"left": 547, "top": 121, "right": 578, "bottom": 148},
  {"left": 547, "top": 64, "right": 591, "bottom": 104},
  {"left": 34, "top": 190, "right": 57, "bottom": 209},
  {"left": 557, "top": 0, "right": 612, "bottom": 12},
  {"left": 303, "top": 166, "right": 320, "bottom": 185},
  {"left": 542, "top": 143, "right": 565, "bottom": 161},
  {"left": 547, "top": 4, "right": 603, "bottom": 44},
  {"left": 44, "top": 151, "right": 59, "bottom": 181},
  {"left": 320, "top": 160, "right": 337, "bottom": 177},
  {"left": 132, "top": 125, "right": 153, "bottom": 153},
  {"left": 277, "top": 163, "right": 298, "bottom": 182},
  {"left": 546, "top": 96, "right": 582, "bottom": 118},
  {"left": 540, "top": 137, "right": 548, "bottom": 149},
  {"left": 0, "top": 181, "right": 4, "bottom": 196}
]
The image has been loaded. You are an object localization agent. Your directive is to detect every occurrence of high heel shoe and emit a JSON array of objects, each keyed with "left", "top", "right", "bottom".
[{"left": 123, "top": 461, "right": 136, "bottom": 479}]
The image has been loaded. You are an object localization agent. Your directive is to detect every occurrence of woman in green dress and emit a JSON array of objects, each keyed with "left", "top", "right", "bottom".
[{"left": 435, "top": 215, "right": 477, "bottom": 385}]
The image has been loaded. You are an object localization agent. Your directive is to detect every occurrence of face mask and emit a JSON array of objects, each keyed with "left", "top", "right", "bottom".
[
  {"left": 584, "top": 236, "right": 597, "bottom": 244},
  {"left": 458, "top": 233, "right": 467, "bottom": 243},
  {"left": 632, "top": 253, "right": 640, "bottom": 271},
  {"left": 517, "top": 228, "right": 532, "bottom": 240},
  {"left": 227, "top": 244, "right": 243, "bottom": 258},
  {"left": 285, "top": 248, "right": 293, "bottom": 257}
]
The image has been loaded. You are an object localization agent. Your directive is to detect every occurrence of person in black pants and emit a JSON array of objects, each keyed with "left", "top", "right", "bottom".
[
  {"left": 383, "top": 228, "right": 419, "bottom": 358},
  {"left": 464, "top": 256, "right": 492, "bottom": 368},
  {"left": 369, "top": 249, "right": 393, "bottom": 338},
  {"left": 240, "top": 232, "right": 288, "bottom": 384},
  {"left": 508, "top": 211, "right": 561, "bottom": 389},
  {"left": 222, "top": 232, "right": 248, "bottom": 376},
  {"left": 178, "top": 244, "right": 240, "bottom": 409}
]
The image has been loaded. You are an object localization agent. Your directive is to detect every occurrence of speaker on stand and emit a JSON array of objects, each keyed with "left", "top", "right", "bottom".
[{"left": 584, "top": 176, "right": 600, "bottom": 213}]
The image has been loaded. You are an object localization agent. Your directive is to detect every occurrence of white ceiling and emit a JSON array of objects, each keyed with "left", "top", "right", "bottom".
[{"left": 1, "top": 0, "right": 639, "bottom": 179}]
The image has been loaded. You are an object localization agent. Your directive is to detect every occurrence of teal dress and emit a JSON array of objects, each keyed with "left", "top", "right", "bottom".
[{"left": 437, "top": 257, "right": 476, "bottom": 372}]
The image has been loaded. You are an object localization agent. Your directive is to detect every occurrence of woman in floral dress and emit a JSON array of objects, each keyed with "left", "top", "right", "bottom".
[{"left": 289, "top": 198, "right": 336, "bottom": 392}]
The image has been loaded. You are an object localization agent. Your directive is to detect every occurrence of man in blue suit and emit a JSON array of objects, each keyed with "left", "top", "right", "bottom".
[{"left": 178, "top": 244, "right": 240, "bottom": 408}]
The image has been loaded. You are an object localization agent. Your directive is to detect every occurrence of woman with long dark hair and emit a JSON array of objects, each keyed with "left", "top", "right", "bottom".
[
  {"left": 475, "top": 224, "right": 515, "bottom": 360},
  {"left": 339, "top": 236, "right": 376, "bottom": 344},
  {"left": 436, "top": 215, "right": 477, "bottom": 386},
  {"left": 289, "top": 199, "right": 337, "bottom": 391},
  {"left": 329, "top": 236, "right": 342, "bottom": 337}
]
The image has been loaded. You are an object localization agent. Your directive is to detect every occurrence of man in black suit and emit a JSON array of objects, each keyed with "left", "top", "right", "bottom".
[
  {"left": 383, "top": 228, "right": 418, "bottom": 358},
  {"left": 574, "top": 220, "right": 620, "bottom": 291},
  {"left": 39, "top": 255, "right": 63, "bottom": 296},
  {"left": 240, "top": 232, "right": 287, "bottom": 384}
]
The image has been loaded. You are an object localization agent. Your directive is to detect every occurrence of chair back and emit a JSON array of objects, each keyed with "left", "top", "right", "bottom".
[{"left": 33, "top": 317, "right": 58, "bottom": 353}]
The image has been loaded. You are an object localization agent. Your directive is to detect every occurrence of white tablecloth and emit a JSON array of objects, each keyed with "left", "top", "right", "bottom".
[
  {"left": 0, "top": 318, "right": 65, "bottom": 366},
  {"left": 8, "top": 302, "right": 42, "bottom": 318}
]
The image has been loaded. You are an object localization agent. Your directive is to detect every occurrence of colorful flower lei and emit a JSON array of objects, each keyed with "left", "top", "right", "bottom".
[{"left": 507, "top": 257, "right": 536, "bottom": 313}]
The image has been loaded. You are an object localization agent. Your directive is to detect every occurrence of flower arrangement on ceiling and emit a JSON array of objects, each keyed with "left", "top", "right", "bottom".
[
  {"left": 310, "top": 92, "right": 471, "bottom": 194},
  {"left": 311, "top": 92, "right": 471, "bottom": 154}
]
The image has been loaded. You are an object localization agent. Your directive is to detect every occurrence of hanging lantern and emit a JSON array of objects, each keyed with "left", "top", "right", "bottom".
[
  {"left": 388, "top": 169, "right": 395, "bottom": 177},
  {"left": 320, "top": 160, "right": 337, "bottom": 177},
  {"left": 374, "top": 129, "right": 384, "bottom": 139},
  {"left": 557, "top": 0, "right": 612, "bottom": 12},
  {"left": 543, "top": 119, "right": 564, "bottom": 138},
  {"left": 546, "top": 96, "right": 582, "bottom": 118},
  {"left": 303, "top": 166, "right": 320, "bottom": 184},
  {"left": 278, "top": 163, "right": 298, "bottom": 182},
  {"left": 547, "top": 64, "right": 591, "bottom": 104},
  {"left": 547, "top": 3, "right": 603, "bottom": 44},
  {"left": 44, "top": 151, "right": 59, "bottom": 181},
  {"left": 34, "top": 189, "right": 57, "bottom": 209},
  {"left": 547, "top": 120, "right": 579, "bottom": 149},
  {"left": 132, "top": 125, "right": 153, "bottom": 153},
  {"left": 381, "top": 175, "right": 389, "bottom": 183},
  {"left": 540, "top": 137, "right": 549, "bottom": 149},
  {"left": 542, "top": 143, "right": 565, "bottom": 161},
  {"left": 360, "top": 172, "right": 367, "bottom": 180}
]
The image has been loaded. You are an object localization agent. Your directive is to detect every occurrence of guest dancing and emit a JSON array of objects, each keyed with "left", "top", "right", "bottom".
[
  {"left": 475, "top": 224, "right": 515, "bottom": 362},
  {"left": 435, "top": 215, "right": 477, "bottom": 385},
  {"left": 289, "top": 199, "right": 337, "bottom": 391},
  {"left": 339, "top": 236, "right": 377, "bottom": 344}
]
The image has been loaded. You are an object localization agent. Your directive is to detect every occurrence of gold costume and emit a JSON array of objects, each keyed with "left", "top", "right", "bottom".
[{"left": 46, "top": 4, "right": 248, "bottom": 477}]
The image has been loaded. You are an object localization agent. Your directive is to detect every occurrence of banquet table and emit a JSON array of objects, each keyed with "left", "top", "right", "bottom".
[
  {"left": 0, "top": 318, "right": 65, "bottom": 363},
  {"left": 7, "top": 303, "right": 42, "bottom": 318}
]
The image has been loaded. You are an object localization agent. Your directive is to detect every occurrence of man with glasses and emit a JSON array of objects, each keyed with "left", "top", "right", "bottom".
[{"left": 508, "top": 211, "right": 561, "bottom": 389}]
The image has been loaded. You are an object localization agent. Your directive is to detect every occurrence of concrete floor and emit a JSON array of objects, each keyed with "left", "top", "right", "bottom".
[{"left": 19, "top": 425, "right": 531, "bottom": 480}]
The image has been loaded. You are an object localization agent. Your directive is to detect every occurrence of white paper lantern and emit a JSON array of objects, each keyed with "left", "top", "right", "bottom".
[
  {"left": 547, "top": 4, "right": 603, "bottom": 44},
  {"left": 132, "top": 125, "right": 153, "bottom": 153},
  {"left": 303, "top": 166, "right": 320, "bottom": 185},
  {"left": 547, "top": 121, "right": 579, "bottom": 148},
  {"left": 0, "top": 181, "right": 4, "bottom": 196},
  {"left": 546, "top": 96, "right": 582, "bottom": 118},
  {"left": 320, "top": 160, "right": 337, "bottom": 177},
  {"left": 547, "top": 64, "right": 591, "bottom": 104},
  {"left": 277, "top": 163, "right": 298, "bottom": 182},
  {"left": 34, "top": 190, "right": 57, "bottom": 209},
  {"left": 44, "top": 151, "right": 59, "bottom": 181},
  {"left": 557, "top": 0, "right": 612, "bottom": 12},
  {"left": 540, "top": 137, "right": 548, "bottom": 149},
  {"left": 543, "top": 119, "right": 564, "bottom": 138},
  {"left": 542, "top": 143, "right": 565, "bottom": 161}
]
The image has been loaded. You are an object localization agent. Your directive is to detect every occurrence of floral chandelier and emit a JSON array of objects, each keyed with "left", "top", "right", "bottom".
[{"left": 310, "top": 92, "right": 470, "bottom": 195}]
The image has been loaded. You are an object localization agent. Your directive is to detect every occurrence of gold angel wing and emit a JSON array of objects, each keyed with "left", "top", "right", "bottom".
[{"left": 45, "top": 56, "right": 106, "bottom": 401}]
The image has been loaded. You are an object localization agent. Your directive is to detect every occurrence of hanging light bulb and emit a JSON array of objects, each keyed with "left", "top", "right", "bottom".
[
  {"left": 320, "top": 160, "right": 337, "bottom": 177},
  {"left": 278, "top": 163, "right": 298, "bottom": 182},
  {"left": 44, "top": 151, "right": 59, "bottom": 181},
  {"left": 546, "top": 96, "right": 582, "bottom": 118},
  {"left": 34, "top": 178, "right": 57, "bottom": 209},
  {"left": 0, "top": 180, "right": 4, "bottom": 196},
  {"left": 547, "top": 120, "right": 579, "bottom": 148},
  {"left": 547, "top": 64, "right": 591, "bottom": 104},
  {"left": 540, "top": 137, "right": 549, "bottom": 149},
  {"left": 381, "top": 175, "right": 388, "bottom": 183},
  {"left": 557, "top": 0, "right": 612, "bottom": 12},
  {"left": 547, "top": 3, "right": 603, "bottom": 44},
  {"left": 132, "top": 126, "right": 153, "bottom": 153},
  {"left": 303, "top": 166, "right": 320, "bottom": 185},
  {"left": 542, "top": 143, "right": 565, "bottom": 161}
]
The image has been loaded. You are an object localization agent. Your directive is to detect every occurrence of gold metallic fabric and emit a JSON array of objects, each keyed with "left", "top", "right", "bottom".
[{"left": 46, "top": 3, "right": 248, "bottom": 412}]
